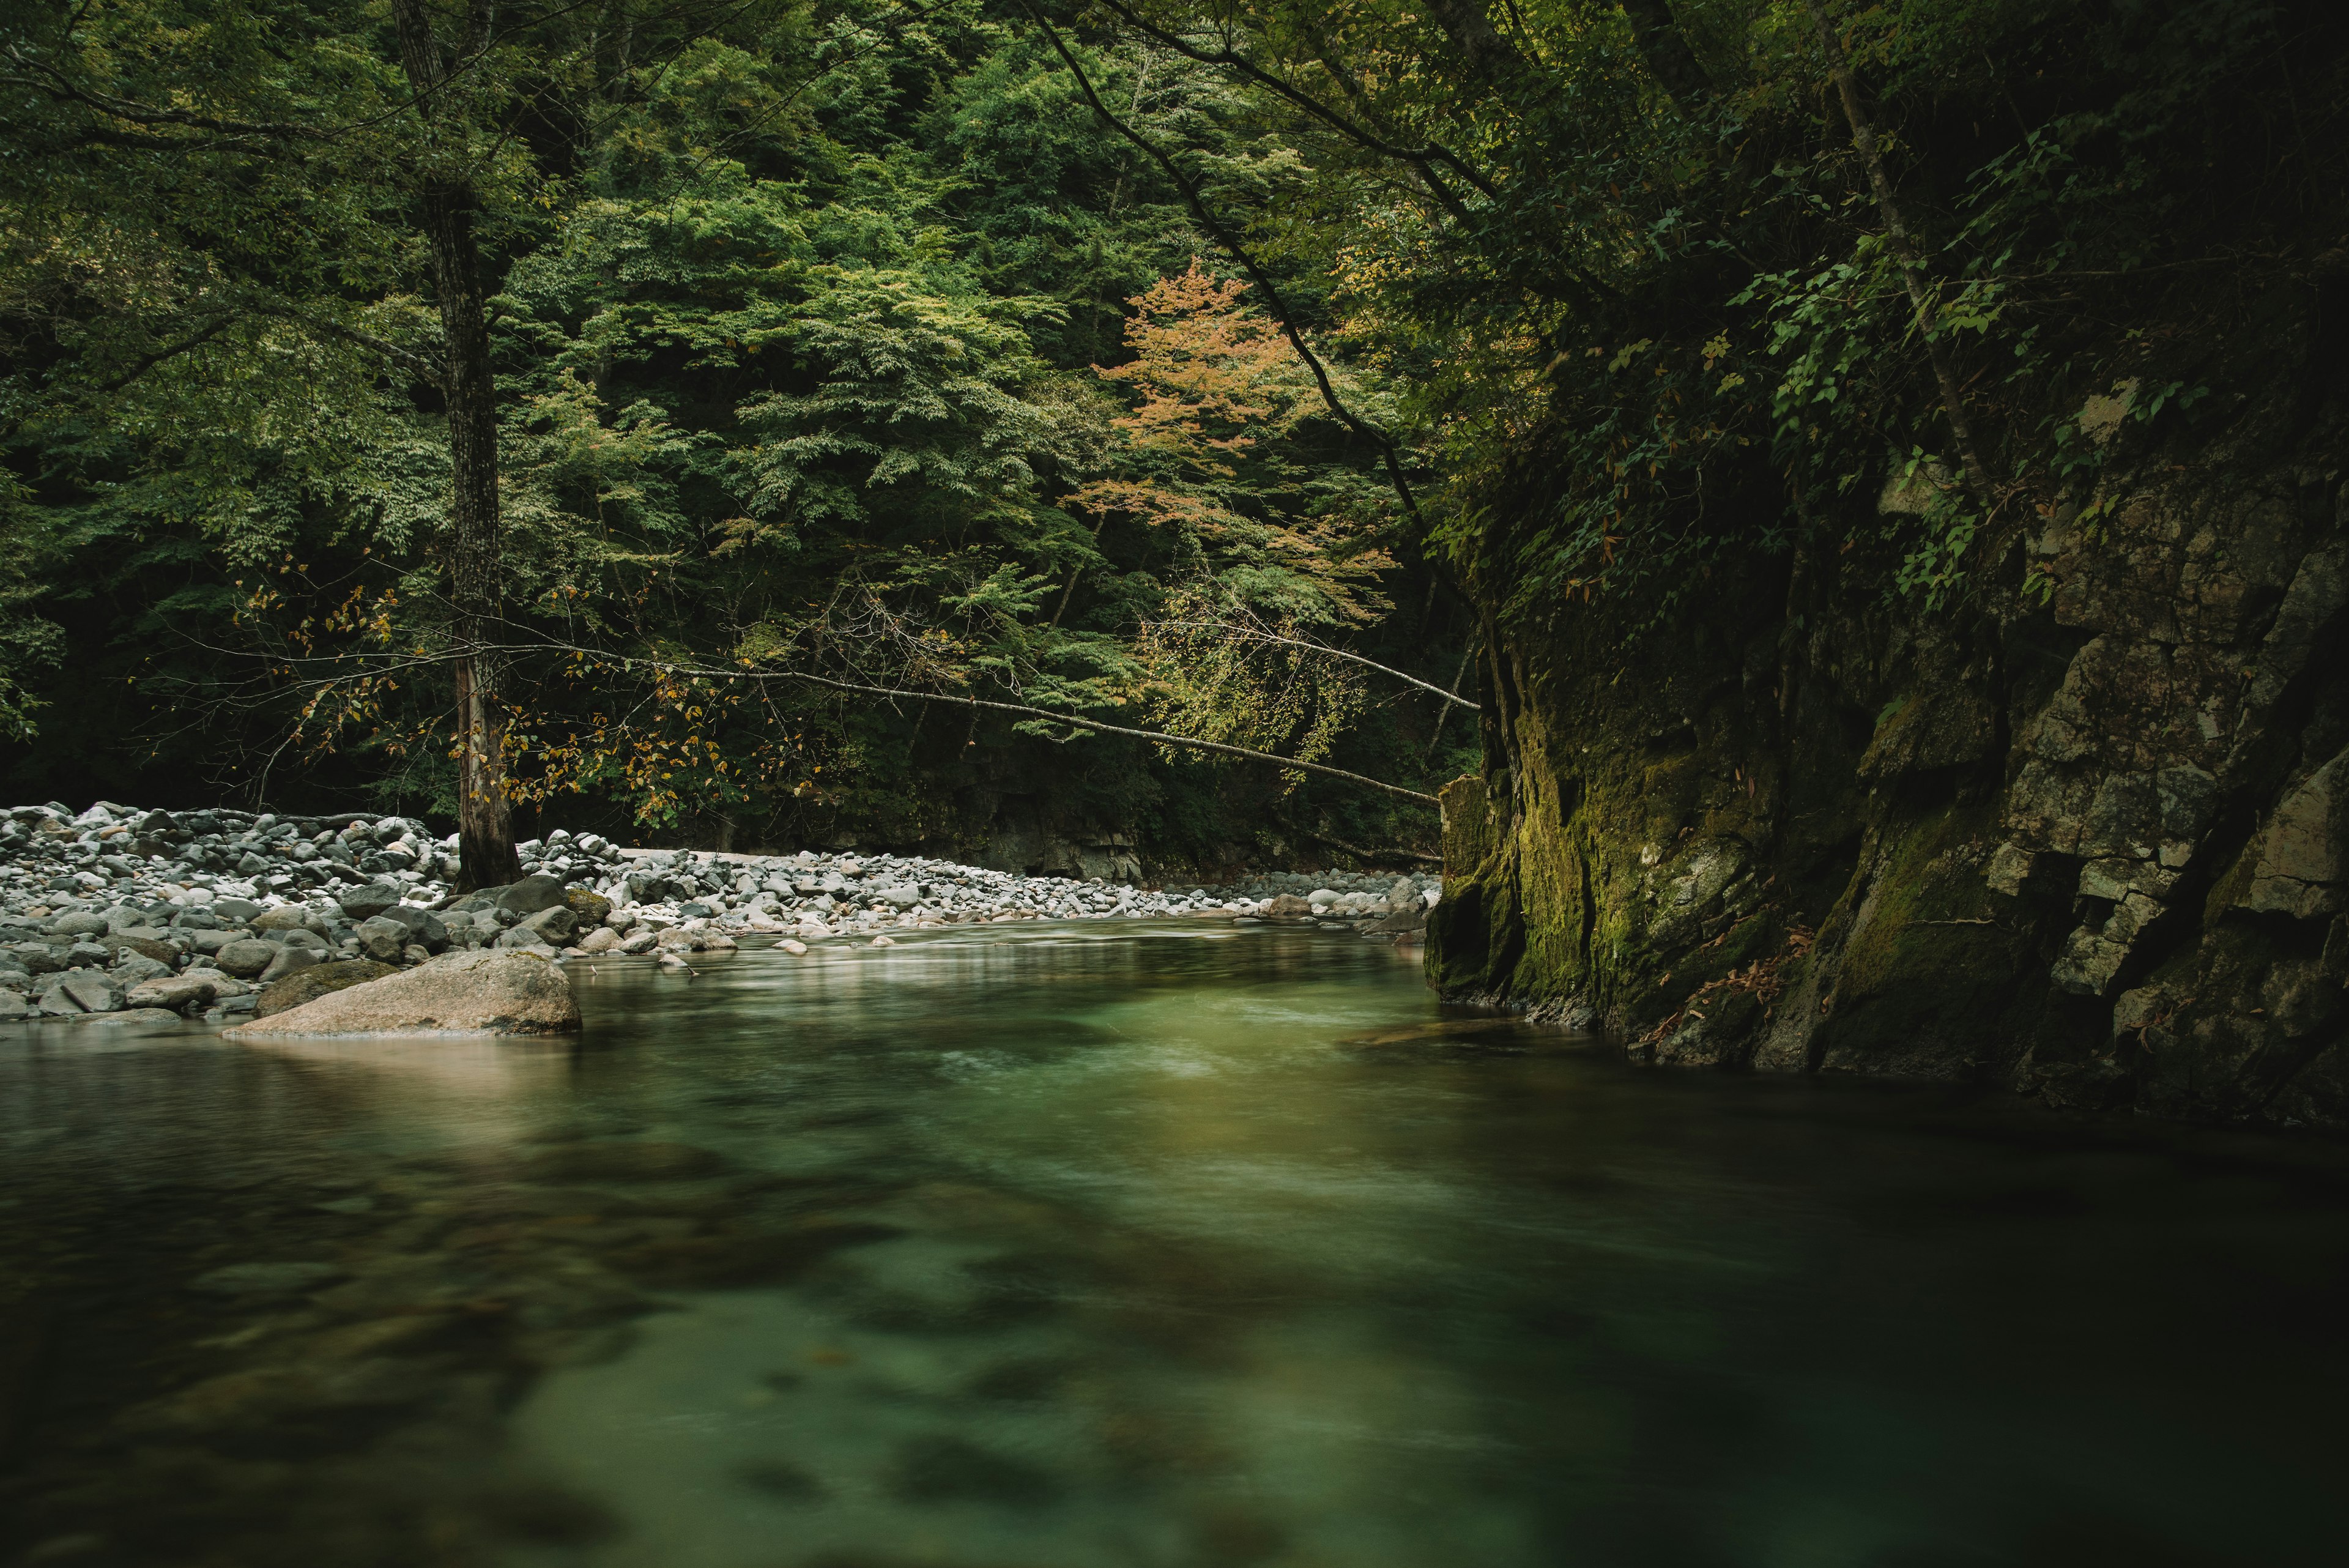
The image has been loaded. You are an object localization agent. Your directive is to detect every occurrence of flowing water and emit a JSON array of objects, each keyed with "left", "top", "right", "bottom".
[{"left": 3, "top": 923, "right": 2347, "bottom": 1568}]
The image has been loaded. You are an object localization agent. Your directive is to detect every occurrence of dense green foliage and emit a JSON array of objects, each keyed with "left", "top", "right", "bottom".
[{"left": 2, "top": 0, "right": 2340, "bottom": 860}]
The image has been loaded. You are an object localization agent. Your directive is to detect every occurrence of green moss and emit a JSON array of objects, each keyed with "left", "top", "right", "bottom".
[{"left": 1813, "top": 801, "right": 2044, "bottom": 1075}]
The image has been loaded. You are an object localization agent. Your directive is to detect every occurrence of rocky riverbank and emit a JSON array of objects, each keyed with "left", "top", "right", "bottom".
[{"left": 0, "top": 801, "right": 1438, "bottom": 1022}]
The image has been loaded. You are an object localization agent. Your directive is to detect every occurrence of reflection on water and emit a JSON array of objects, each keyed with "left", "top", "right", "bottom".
[{"left": 4, "top": 923, "right": 2348, "bottom": 1567}]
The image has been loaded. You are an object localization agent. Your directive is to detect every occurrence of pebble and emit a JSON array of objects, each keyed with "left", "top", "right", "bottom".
[{"left": 0, "top": 800, "right": 1444, "bottom": 1021}]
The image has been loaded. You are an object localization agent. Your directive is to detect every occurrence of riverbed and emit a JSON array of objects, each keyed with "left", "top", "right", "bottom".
[{"left": 3, "top": 923, "right": 2345, "bottom": 1567}]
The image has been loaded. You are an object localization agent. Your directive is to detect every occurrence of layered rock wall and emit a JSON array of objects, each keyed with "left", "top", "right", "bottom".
[{"left": 1430, "top": 303, "right": 2349, "bottom": 1127}]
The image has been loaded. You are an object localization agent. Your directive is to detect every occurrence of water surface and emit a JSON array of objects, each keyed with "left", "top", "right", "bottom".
[{"left": 3, "top": 923, "right": 2345, "bottom": 1567}]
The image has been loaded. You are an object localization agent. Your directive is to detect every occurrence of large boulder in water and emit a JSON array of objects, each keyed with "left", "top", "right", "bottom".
[{"left": 226, "top": 950, "right": 579, "bottom": 1038}]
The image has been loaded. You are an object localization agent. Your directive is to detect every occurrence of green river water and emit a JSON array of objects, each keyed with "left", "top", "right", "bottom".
[{"left": 2, "top": 922, "right": 2346, "bottom": 1567}]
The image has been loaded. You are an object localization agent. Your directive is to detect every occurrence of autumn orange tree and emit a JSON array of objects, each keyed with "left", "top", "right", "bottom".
[{"left": 1058, "top": 261, "right": 1399, "bottom": 784}]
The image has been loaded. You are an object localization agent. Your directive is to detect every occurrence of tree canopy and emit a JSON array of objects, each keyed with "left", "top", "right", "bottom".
[{"left": 2, "top": 0, "right": 2339, "bottom": 864}]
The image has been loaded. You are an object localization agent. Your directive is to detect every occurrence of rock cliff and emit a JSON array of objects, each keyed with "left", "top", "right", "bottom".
[{"left": 1430, "top": 283, "right": 2349, "bottom": 1128}]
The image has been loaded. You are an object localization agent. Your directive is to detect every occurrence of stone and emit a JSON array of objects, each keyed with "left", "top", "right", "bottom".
[
  {"left": 251, "top": 907, "right": 317, "bottom": 933},
  {"left": 515, "top": 904, "right": 577, "bottom": 944},
  {"left": 2244, "top": 746, "right": 2348, "bottom": 919},
  {"left": 253, "top": 959, "right": 398, "bottom": 1019},
  {"left": 336, "top": 884, "right": 403, "bottom": 921},
  {"left": 374, "top": 903, "right": 448, "bottom": 951},
  {"left": 110, "top": 952, "right": 170, "bottom": 986},
  {"left": 574, "top": 926, "right": 622, "bottom": 955},
  {"left": 777, "top": 938, "right": 808, "bottom": 955},
  {"left": 212, "top": 898, "right": 262, "bottom": 924},
  {"left": 126, "top": 975, "right": 219, "bottom": 1012},
  {"left": 874, "top": 883, "right": 921, "bottom": 908},
  {"left": 565, "top": 887, "right": 613, "bottom": 926},
  {"left": 618, "top": 931, "right": 659, "bottom": 954},
  {"left": 260, "top": 945, "right": 320, "bottom": 983},
  {"left": 212, "top": 938, "right": 280, "bottom": 978},
  {"left": 869, "top": 934, "right": 895, "bottom": 947},
  {"left": 56, "top": 971, "right": 123, "bottom": 1013},
  {"left": 68, "top": 1007, "right": 182, "bottom": 1027},
  {"left": 225, "top": 949, "right": 581, "bottom": 1038},
  {"left": 109, "top": 933, "right": 181, "bottom": 966},
  {"left": 354, "top": 916, "right": 410, "bottom": 961},
  {"left": 52, "top": 911, "right": 108, "bottom": 937},
  {"left": 1983, "top": 842, "right": 2036, "bottom": 896},
  {"left": 496, "top": 874, "right": 568, "bottom": 916}
]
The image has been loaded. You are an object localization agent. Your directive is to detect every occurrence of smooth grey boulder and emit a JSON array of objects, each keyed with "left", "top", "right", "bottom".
[
  {"left": 213, "top": 938, "right": 278, "bottom": 978},
  {"left": 336, "top": 884, "right": 403, "bottom": 921},
  {"left": 225, "top": 949, "right": 581, "bottom": 1038},
  {"left": 497, "top": 874, "right": 568, "bottom": 916},
  {"left": 56, "top": 971, "right": 124, "bottom": 1013},
  {"left": 126, "top": 974, "right": 219, "bottom": 1012},
  {"left": 260, "top": 945, "right": 320, "bottom": 983}
]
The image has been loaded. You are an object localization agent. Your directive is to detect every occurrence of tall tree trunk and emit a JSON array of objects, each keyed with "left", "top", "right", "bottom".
[{"left": 391, "top": 0, "right": 522, "bottom": 890}]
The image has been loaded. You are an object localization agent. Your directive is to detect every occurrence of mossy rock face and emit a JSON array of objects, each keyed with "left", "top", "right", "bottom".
[
  {"left": 253, "top": 959, "right": 398, "bottom": 1019},
  {"left": 565, "top": 888, "right": 613, "bottom": 926},
  {"left": 1428, "top": 294, "right": 2349, "bottom": 1125}
]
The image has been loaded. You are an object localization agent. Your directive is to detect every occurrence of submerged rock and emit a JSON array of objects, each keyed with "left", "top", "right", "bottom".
[{"left": 225, "top": 950, "right": 580, "bottom": 1038}]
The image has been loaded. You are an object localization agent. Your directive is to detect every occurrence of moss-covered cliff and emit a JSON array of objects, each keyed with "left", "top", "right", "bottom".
[{"left": 1431, "top": 277, "right": 2349, "bottom": 1128}]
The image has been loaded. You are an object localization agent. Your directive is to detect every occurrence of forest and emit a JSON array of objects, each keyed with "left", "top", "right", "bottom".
[{"left": 2, "top": 0, "right": 2340, "bottom": 892}]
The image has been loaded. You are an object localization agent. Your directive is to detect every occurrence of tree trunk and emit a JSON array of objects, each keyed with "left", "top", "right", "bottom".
[
  {"left": 391, "top": 0, "right": 522, "bottom": 891},
  {"left": 1618, "top": 0, "right": 1710, "bottom": 105}
]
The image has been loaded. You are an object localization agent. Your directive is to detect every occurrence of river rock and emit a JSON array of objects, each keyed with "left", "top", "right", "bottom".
[
  {"left": 374, "top": 904, "right": 448, "bottom": 951},
  {"left": 260, "top": 945, "right": 319, "bottom": 983},
  {"left": 56, "top": 971, "right": 124, "bottom": 1013},
  {"left": 505, "top": 905, "right": 576, "bottom": 946},
  {"left": 253, "top": 959, "right": 397, "bottom": 1019},
  {"left": 565, "top": 887, "right": 613, "bottom": 926},
  {"left": 496, "top": 874, "right": 568, "bottom": 916},
  {"left": 225, "top": 949, "right": 581, "bottom": 1037},
  {"left": 68, "top": 1007, "right": 182, "bottom": 1027},
  {"left": 354, "top": 916, "right": 410, "bottom": 961},
  {"left": 126, "top": 974, "right": 220, "bottom": 1013},
  {"left": 574, "top": 926, "right": 621, "bottom": 955},
  {"left": 53, "top": 911, "right": 109, "bottom": 937},
  {"left": 109, "top": 933, "right": 181, "bottom": 966},
  {"left": 111, "top": 951, "right": 171, "bottom": 986},
  {"left": 213, "top": 938, "right": 280, "bottom": 978},
  {"left": 336, "top": 885, "right": 403, "bottom": 921}
]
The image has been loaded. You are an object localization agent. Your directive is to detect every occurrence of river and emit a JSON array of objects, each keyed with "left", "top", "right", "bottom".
[{"left": 3, "top": 923, "right": 2345, "bottom": 1566}]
